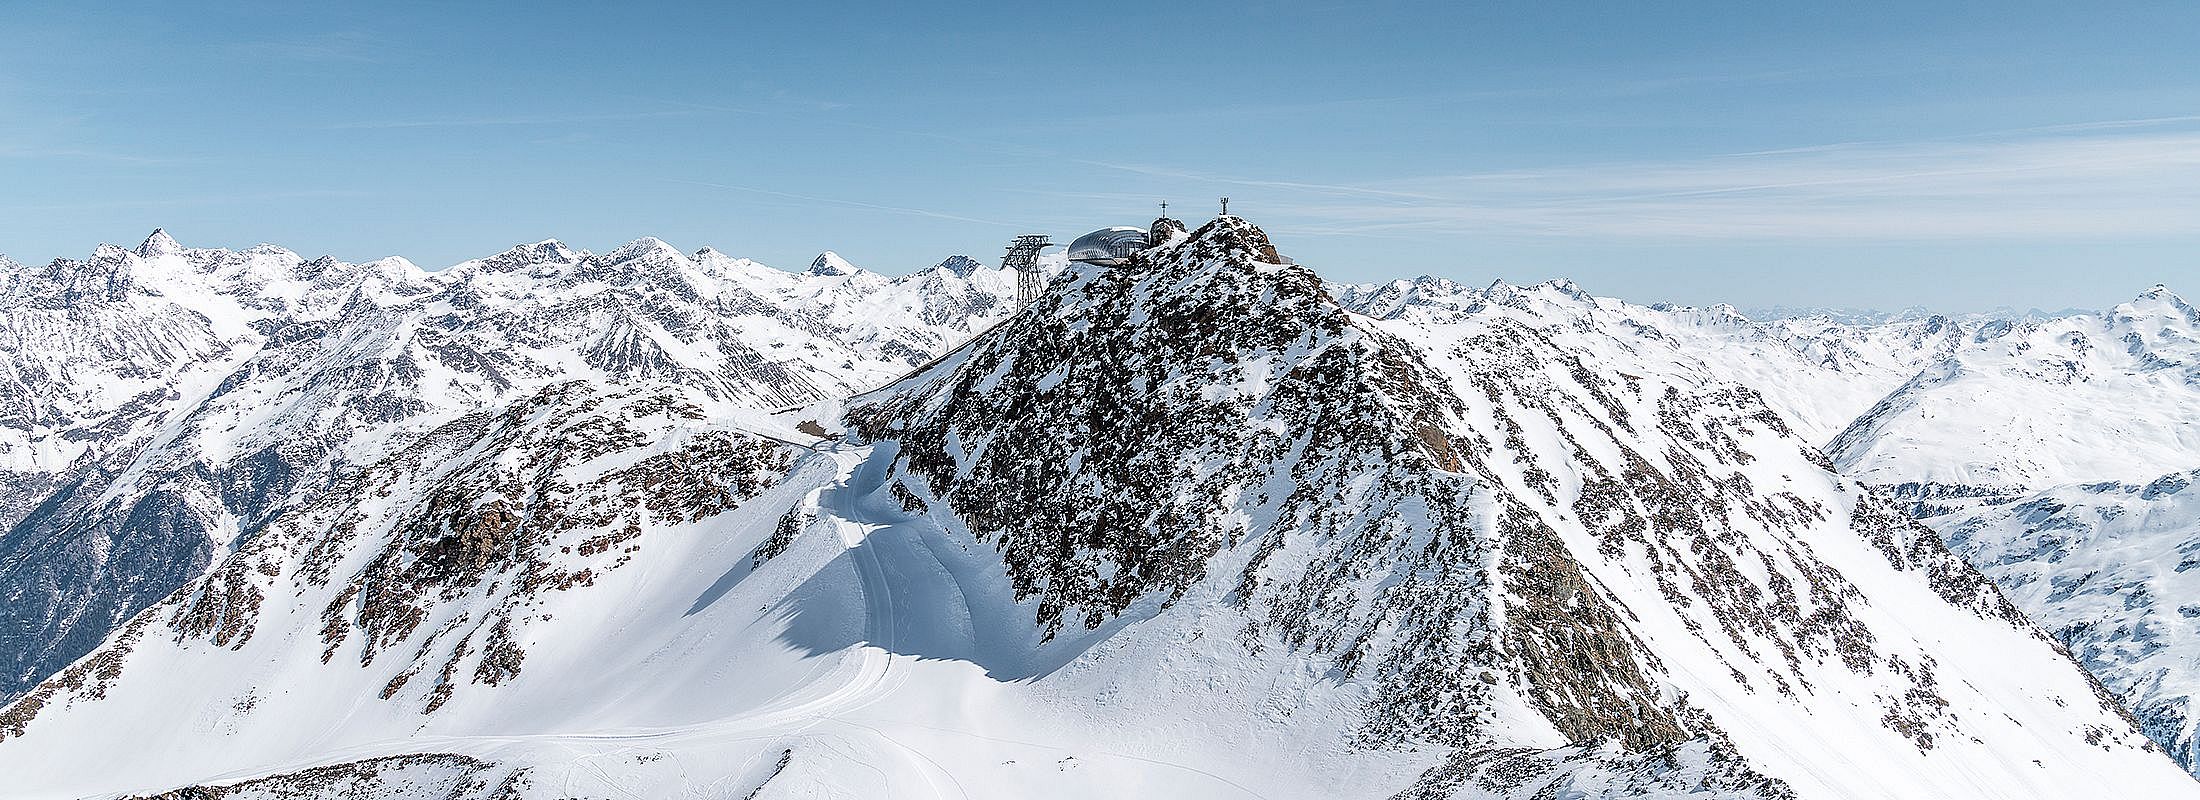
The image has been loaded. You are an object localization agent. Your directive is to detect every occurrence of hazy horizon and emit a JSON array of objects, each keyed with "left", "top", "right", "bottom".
[
  {"left": 6, "top": 2, "right": 2197, "bottom": 312},
  {"left": 11, "top": 223, "right": 2181, "bottom": 319}
]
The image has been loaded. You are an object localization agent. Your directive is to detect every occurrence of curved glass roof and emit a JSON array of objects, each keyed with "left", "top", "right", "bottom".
[{"left": 1065, "top": 227, "right": 1148, "bottom": 266}]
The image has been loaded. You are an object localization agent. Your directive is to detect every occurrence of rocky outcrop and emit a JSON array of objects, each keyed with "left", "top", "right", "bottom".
[{"left": 0, "top": 231, "right": 1031, "bottom": 701}]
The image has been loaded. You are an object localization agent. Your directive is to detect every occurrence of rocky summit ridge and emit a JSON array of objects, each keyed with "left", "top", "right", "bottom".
[{"left": 0, "top": 218, "right": 2189, "bottom": 799}]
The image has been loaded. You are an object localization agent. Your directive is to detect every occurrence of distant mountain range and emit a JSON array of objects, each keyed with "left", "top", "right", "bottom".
[
  {"left": 1742, "top": 304, "right": 2101, "bottom": 325},
  {"left": 0, "top": 223, "right": 2194, "bottom": 799}
]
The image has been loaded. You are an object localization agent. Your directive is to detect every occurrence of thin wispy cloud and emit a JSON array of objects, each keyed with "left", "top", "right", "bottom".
[
  {"left": 0, "top": 143, "right": 168, "bottom": 163},
  {"left": 0, "top": 189, "right": 370, "bottom": 215},
  {"left": 659, "top": 99, "right": 1062, "bottom": 160},
  {"left": 222, "top": 31, "right": 386, "bottom": 63},
  {"left": 667, "top": 179, "right": 1022, "bottom": 228},
  {"left": 1075, "top": 160, "right": 1442, "bottom": 202},
  {"left": 1236, "top": 118, "right": 2200, "bottom": 241},
  {"left": 1001, "top": 62, "right": 1973, "bottom": 134},
  {"left": 326, "top": 110, "right": 700, "bottom": 130},
  {"left": 0, "top": 111, "right": 165, "bottom": 163}
]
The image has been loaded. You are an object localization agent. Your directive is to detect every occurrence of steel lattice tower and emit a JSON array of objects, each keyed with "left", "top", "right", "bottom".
[{"left": 1002, "top": 234, "right": 1054, "bottom": 305}]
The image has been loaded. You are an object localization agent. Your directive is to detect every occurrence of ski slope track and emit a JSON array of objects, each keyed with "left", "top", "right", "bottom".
[{"left": 0, "top": 221, "right": 2193, "bottom": 798}]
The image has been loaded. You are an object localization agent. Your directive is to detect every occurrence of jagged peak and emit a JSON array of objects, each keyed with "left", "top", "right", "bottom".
[
  {"left": 296, "top": 254, "right": 340, "bottom": 280},
  {"left": 691, "top": 246, "right": 752, "bottom": 267},
  {"left": 1053, "top": 215, "right": 1322, "bottom": 313},
  {"left": 869, "top": 215, "right": 1334, "bottom": 400},
  {"left": 1481, "top": 278, "right": 1522, "bottom": 306},
  {"left": 933, "top": 254, "right": 986, "bottom": 278},
  {"left": 471, "top": 239, "right": 585, "bottom": 271},
  {"left": 2130, "top": 283, "right": 2191, "bottom": 311},
  {"left": 1407, "top": 274, "right": 1466, "bottom": 292},
  {"left": 1639, "top": 300, "right": 1751, "bottom": 324},
  {"left": 1098, "top": 216, "right": 1335, "bottom": 325},
  {"left": 241, "top": 243, "right": 299, "bottom": 260},
  {"left": 2115, "top": 283, "right": 2198, "bottom": 327},
  {"left": 32, "top": 245, "right": 139, "bottom": 304},
  {"left": 1328, "top": 274, "right": 1483, "bottom": 320},
  {"left": 1513, "top": 278, "right": 1595, "bottom": 305},
  {"left": 603, "top": 236, "right": 685, "bottom": 264},
  {"left": 91, "top": 242, "right": 133, "bottom": 261},
  {"left": 808, "top": 251, "right": 860, "bottom": 276},
  {"left": 690, "top": 247, "right": 788, "bottom": 288},
  {"left": 337, "top": 255, "right": 428, "bottom": 287},
  {"left": 1342, "top": 274, "right": 1466, "bottom": 297},
  {"left": 136, "top": 228, "right": 183, "bottom": 259},
  {"left": 1182, "top": 214, "right": 1288, "bottom": 266}
]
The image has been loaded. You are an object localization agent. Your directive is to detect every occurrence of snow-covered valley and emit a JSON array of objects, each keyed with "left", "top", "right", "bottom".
[{"left": 1, "top": 220, "right": 2197, "bottom": 798}]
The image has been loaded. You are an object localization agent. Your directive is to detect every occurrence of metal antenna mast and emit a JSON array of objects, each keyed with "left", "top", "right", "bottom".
[
  {"left": 1002, "top": 233, "right": 1054, "bottom": 305},
  {"left": 1220, "top": 196, "right": 1230, "bottom": 215}
]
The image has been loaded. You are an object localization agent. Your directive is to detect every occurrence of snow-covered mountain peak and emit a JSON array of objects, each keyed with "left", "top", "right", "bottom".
[
  {"left": 2, "top": 221, "right": 2196, "bottom": 798},
  {"left": 1406, "top": 273, "right": 1468, "bottom": 292},
  {"left": 2136, "top": 282, "right": 2185, "bottom": 302},
  {"left": 298, "top": 254, "right": 361, "bottom": 285},
  {"left": 1819, "top": 285, "right": 2200, "bottom": 495},
  {"left": 1536, "top": 276, "right": 1591, "bottom": 299},
  {"left": 464, "top": 239, "right": 586, "bottom": 273},
  {"left": 39, "top": 245, "right": 143, "bottom": 305},
  {"left": 1490, "top": 281, "right": 1538, "bottom": 310},
  {"left": 807, "top": 250, "right": 862, "bottom": 276},
  {"left": 601, "top": 235, "right": 684, "bottom": 265},
  {"left": 136, "top": 228, "right": 184, "bottom": 259},
  {"left": 1467, "top": 276, "right": 1603, "bottom": 310},
  {"left": 2116, "top": 284, "right": 2199, "bottom": 330},
  {"left": 357, "top": 255, "right": 423, "bottom": 276},
  {"left": 690, "top": 247, "right": 807, "bottom": 295},
  {"left": 588, "top": 236, "right": 710, "bottom": 291},
  {"left": 934, "top": 254, "right": 986, "bottom": 277},
  {"left": 1745, "top": 305, "right": 1949, "bottom": 325},
  {"left": 240, "top": 242, "right": 298, "bottom": 259},
  {"left": 1328, "top": 274, "right": 1476, "bottom": 318},
  {"left": 88, "top": 241, "right": 134, "bottom": 263},
  {"left": 0, "top": 228, "right": 1052, "bottom": 725},
  {"left": 202, "top": 244, "right": 309, "bottom": 292},
  {"left": 688, "top": 245, "right": 763, "bottom": 274},
  {"left": 817, "top": 214, "right": 2192, "bottom": 798},
  {"left": 1643, "top": 300, "right": 1756, "bottom": 328}
]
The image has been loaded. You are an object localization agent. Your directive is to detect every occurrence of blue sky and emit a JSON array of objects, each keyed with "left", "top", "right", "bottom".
[{"left": 3, "top": 1, "right": 2197, "bottom": 311}]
